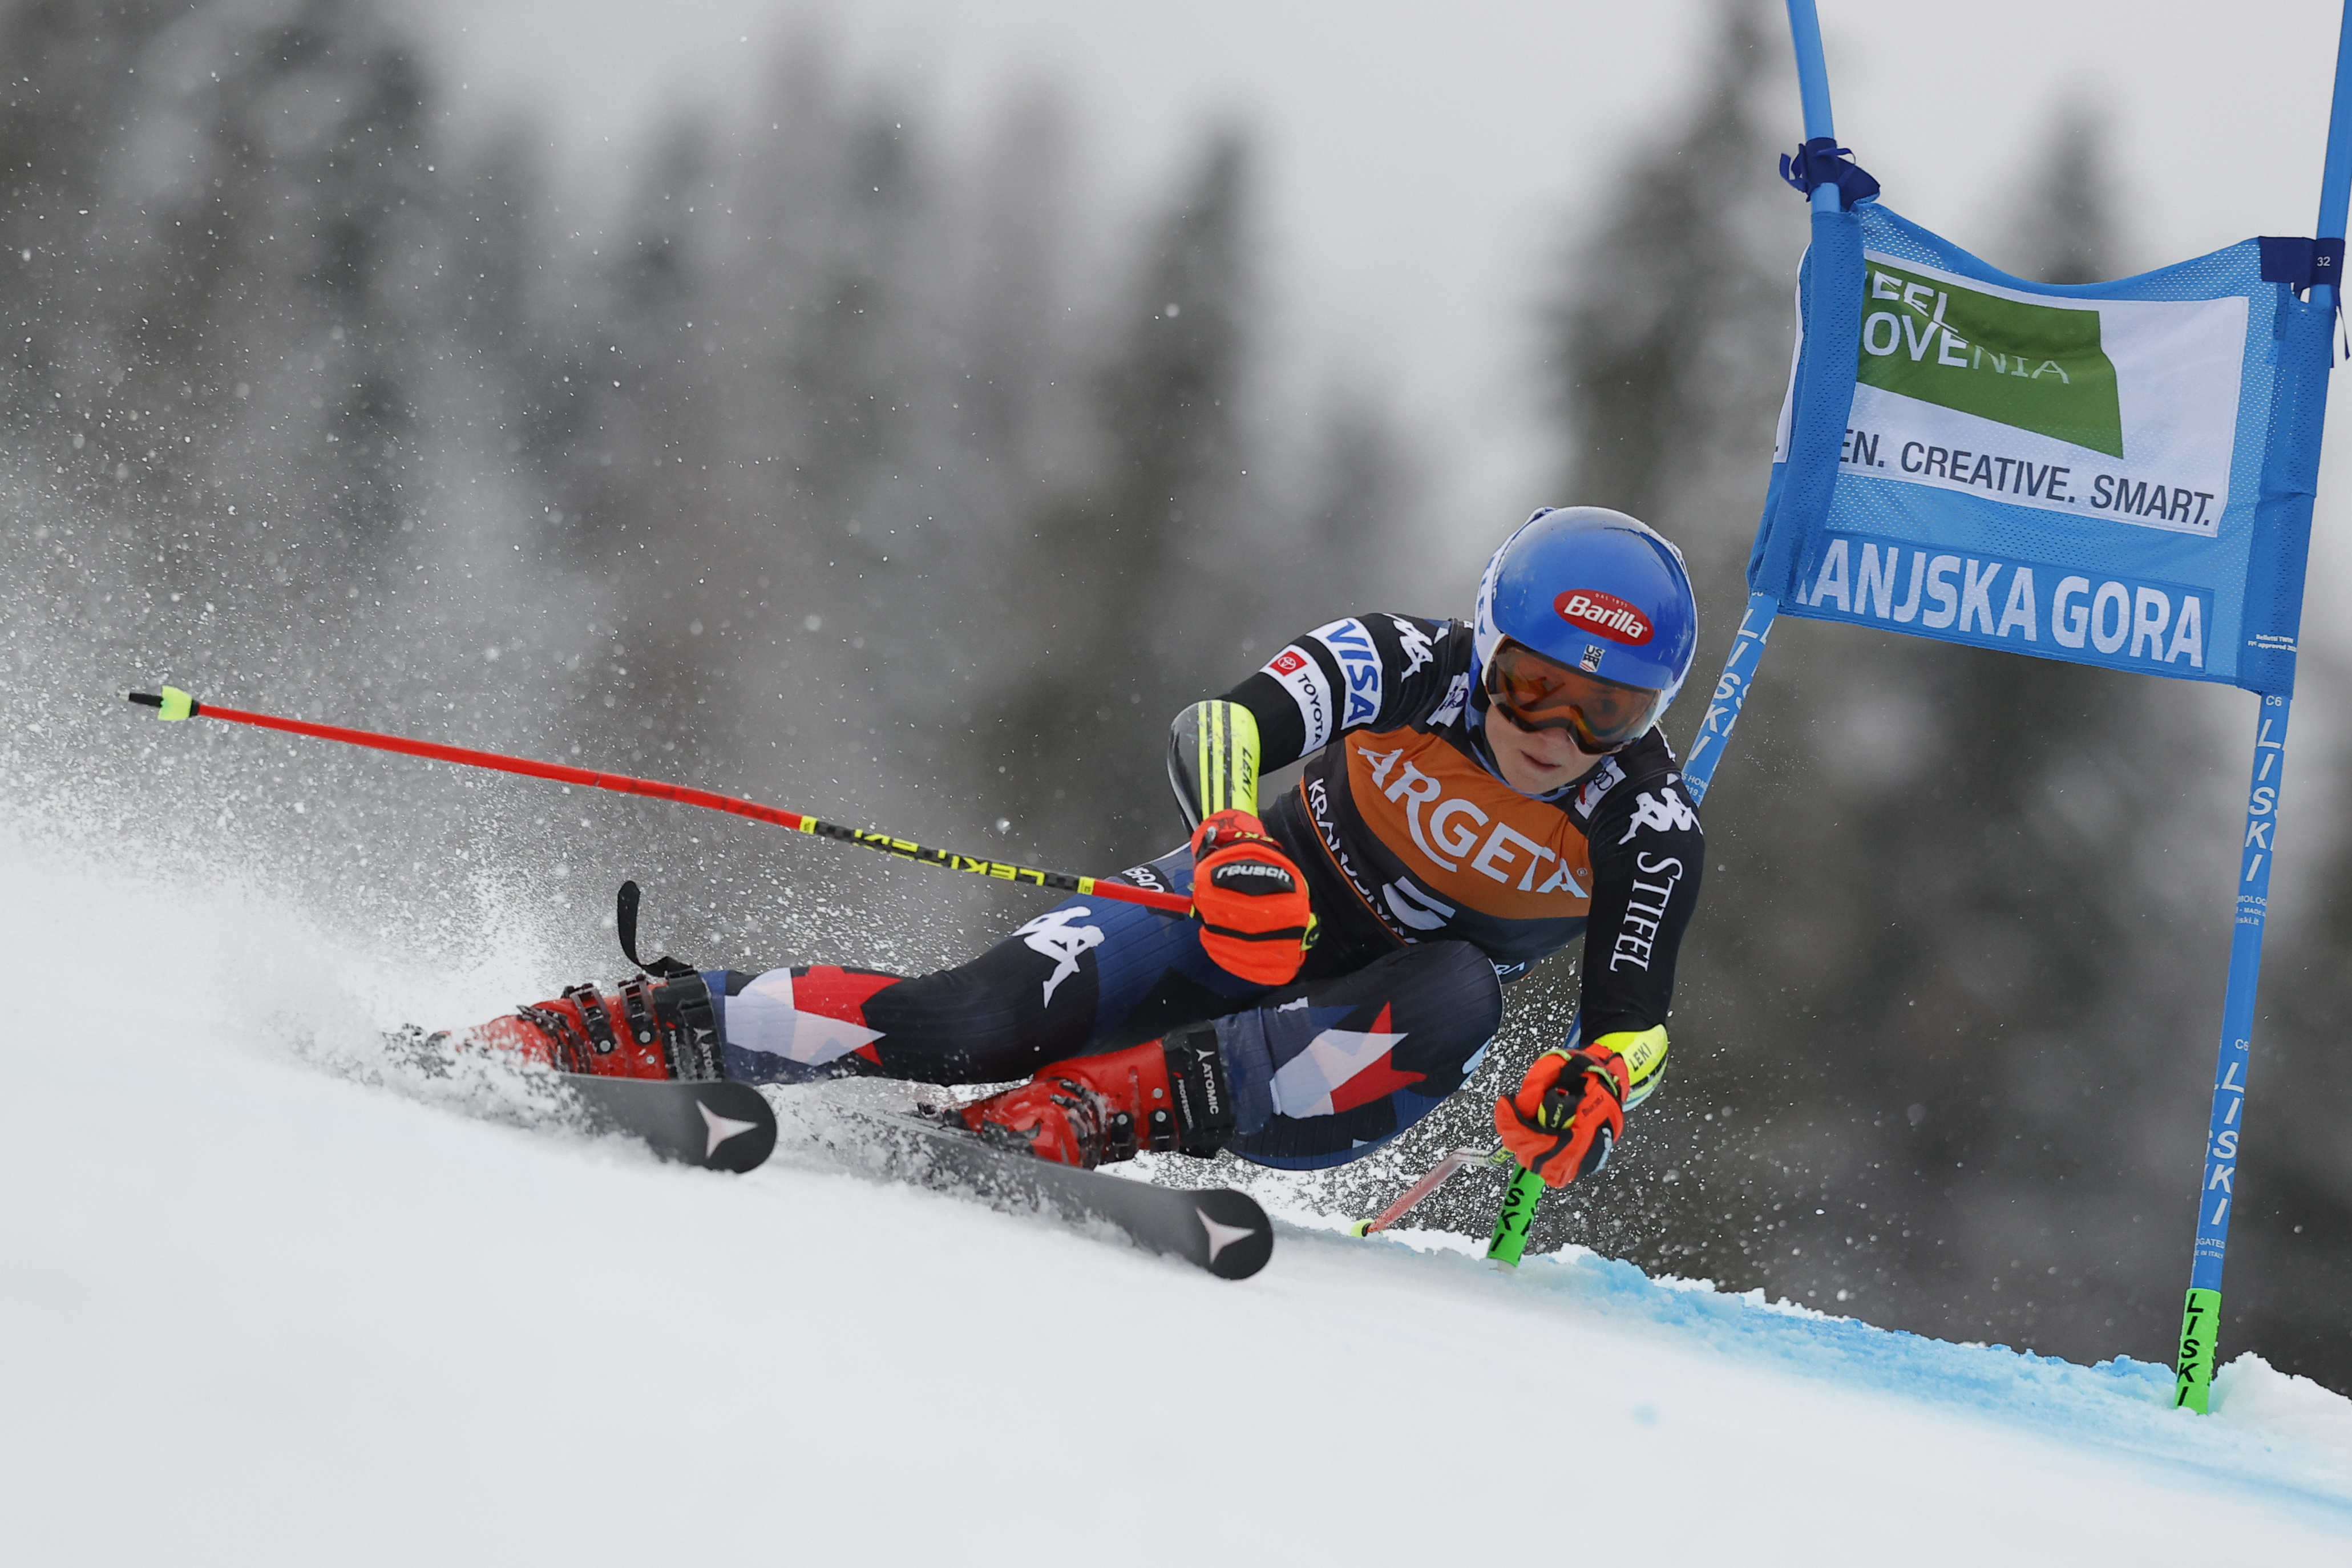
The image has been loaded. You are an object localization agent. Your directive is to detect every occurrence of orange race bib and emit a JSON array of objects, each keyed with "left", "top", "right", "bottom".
[{"left": 1343, "top": 730, "right": 1593, "bottom": 920}]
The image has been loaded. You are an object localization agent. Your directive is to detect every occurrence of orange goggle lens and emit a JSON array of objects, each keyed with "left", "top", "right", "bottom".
[{"left": 1484, "top": 641, "right": 1664, "bottom": 752}]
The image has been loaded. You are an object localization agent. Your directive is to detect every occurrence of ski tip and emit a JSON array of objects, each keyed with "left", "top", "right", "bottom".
[
  {"left": 694, "top": 1089, "right": 779, "bottom": 1173},
  {"left": 1191, "top": 1189, "right": 1274, "bottom": 1280},
  {"left": 1347, "top": 1218, "right": 1373, "bottom": 1238},
  {"left": 561, "top": 1075, "right": 777, "bottom": 1173}
]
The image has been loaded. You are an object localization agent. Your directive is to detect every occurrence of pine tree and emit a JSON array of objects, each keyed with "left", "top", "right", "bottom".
[{"left": 985, "top": 131, "right": 1259, "bottom": 866}]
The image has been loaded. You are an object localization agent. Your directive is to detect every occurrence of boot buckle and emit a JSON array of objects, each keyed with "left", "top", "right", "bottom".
[{"left": 560, "top": 984, "right": 618, "bottom": 1055}]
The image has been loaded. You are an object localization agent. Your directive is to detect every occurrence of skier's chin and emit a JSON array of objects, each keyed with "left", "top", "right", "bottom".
[
  {"left": 1497, "top": 735, "right": 1591, "bottom": 793},
  {"left": 1484, "top": 702, "right": 1595, "bottom": 794},
  {"left": 1505, "top": 750, "right": 1572, "bottom": 791}
]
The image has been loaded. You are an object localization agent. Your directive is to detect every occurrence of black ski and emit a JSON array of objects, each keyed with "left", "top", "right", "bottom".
[
  {"left": 378, "top": 1026, "right": 777, "bottom": 1172},
  {"left": 817, "top": 1102, "right": 1274, "bottom": 1279},
  {"left": 559, "top": 1074, "right": 778, "bottom": 1173}
]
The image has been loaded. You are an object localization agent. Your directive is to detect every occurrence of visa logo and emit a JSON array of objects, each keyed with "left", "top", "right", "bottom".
[{"left": 1313, "top": 617, "right": 1383, "bottom": 728}]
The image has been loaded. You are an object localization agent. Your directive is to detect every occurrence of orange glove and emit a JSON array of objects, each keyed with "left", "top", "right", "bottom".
[
  {"left": 1494, "top": 1046, "right": 1630, "bottom": 1187},
  {"left": 1190, "top": 809, "right": 1312, "bottom": 987}
]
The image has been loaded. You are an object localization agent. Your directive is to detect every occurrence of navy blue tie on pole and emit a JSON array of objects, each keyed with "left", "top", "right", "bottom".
[
  {"left": 1777, "top": 137, "right": 1881, "bottom": 209},
  {"left": 1691, "top": 0, "right": 2350, "bottom": 1413}
]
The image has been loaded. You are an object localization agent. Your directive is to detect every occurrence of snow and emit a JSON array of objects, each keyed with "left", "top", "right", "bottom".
[{"left": 5, "top": 826, "right": 2349, "bottom": 1565}]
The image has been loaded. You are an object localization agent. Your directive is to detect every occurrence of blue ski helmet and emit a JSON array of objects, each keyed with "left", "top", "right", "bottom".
[{"left": 1473, "top": 506, "right": 1699, "bottom": 718}]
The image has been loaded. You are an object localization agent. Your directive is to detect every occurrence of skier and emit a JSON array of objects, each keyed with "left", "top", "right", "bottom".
[{"left": 464, "top": 506, "right": 1706, "bottom": 1190}]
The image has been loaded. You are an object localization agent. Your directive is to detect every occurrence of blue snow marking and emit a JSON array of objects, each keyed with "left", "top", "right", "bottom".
[{"left": 1486, "top": 1243, "right": 2352, "bottom": 1527}]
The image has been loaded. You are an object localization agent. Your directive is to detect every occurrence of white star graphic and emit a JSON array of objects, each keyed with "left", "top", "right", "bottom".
[
  {"left": 726, "top": 971, "right": 884, "bottom": 1066},
  {"left": 1270, "top": 1019, "right": 1409, "bottom": 1119},
  {"left": 1197, "top": 1209, "right": 1260, "bottom": 1265},
  {"left": 697, "top": 1100, "right": 761, "bottom": 1157}
]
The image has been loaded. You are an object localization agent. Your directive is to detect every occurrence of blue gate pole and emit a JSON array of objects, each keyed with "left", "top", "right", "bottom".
[
  {"left": 2173, "top": 696, "right": 2294, "bottom": 1412},
  {"left": 2172, "top": 0, "right": 2352, "bottom": 1415},
  {"left": 1787, "top": 1, "right": 1834, "bottom": 138},
  {"left": 2315, "top": 0, "right": 2352, "bottom": 306},
  {"left": 1787, "top": 0, "right": 1843, "bottom": 216},
  {"left": 1681, "top": 592, "right": 1777, "bottom": 805},
  {"left": 1682, "top": 1, "right": 1841, "bottom": 806}
]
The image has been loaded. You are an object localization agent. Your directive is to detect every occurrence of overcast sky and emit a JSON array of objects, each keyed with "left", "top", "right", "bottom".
[{"left": 406, "top": 0, "right": 2352, "bottom": 581}]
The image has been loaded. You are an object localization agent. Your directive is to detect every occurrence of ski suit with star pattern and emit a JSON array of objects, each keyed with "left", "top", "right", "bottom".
[{"left": 709, "top": 612, "right": 1704, "bottom": 1170}]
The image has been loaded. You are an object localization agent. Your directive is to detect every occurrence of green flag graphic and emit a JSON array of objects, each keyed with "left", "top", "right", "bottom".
[{"left": 1856, "top": 261, "right": 2124, "bottom": 458}]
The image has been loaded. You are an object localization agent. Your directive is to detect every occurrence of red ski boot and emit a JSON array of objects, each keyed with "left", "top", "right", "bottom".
[
  {"left": 957, "top": 1029, "right": 1234, "bottom": 1167},
  {"left": 462, "top": 973, "right": 725, "bottom": 1081}
]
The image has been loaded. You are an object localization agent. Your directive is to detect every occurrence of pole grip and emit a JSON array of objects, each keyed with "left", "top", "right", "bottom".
[
  {"left": 1486, "top": 1166, "right": 1546, "bottom": 1266},
  {"left": 2175, "top": 1287, "right": 2224, "bottom": 1413},
  {"left": 124, "top": 687, "right": 197, "bottom": 720}
]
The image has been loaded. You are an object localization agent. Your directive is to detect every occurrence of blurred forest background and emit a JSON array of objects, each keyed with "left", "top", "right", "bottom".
[{"left": 1, "top": 0, "right": 2345, "bottom": 1390}]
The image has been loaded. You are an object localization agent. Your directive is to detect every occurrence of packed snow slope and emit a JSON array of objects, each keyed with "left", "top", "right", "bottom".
[{"left": 6, "top": 827, "right": 2351, "bottom": 1567}]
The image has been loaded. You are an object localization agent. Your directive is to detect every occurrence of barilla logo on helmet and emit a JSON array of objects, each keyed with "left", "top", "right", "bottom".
[{"left": 1554, "top": 589, "right": 1652, "bottom": 645}]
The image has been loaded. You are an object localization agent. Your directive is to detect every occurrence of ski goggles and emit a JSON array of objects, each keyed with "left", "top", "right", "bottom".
[{"left": 1482, "top": 639, "right": 1666, "bottom": 754}]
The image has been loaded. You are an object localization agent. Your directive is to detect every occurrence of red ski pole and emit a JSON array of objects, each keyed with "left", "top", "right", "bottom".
[
  {"left": 1347, "top": 1146, "right": 1512, "bottom": 1236},
  {"left": 123, "top": 686, "right": 1195, "bottom": 917}
]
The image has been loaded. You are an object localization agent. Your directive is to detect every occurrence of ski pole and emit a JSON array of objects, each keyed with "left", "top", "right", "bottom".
[
  {"left": 1348, "top": 1146, "right": 1510, "bottom": 1236},
  {"left": 122, "top": 687, "right": 1195, "bottom": 917},
  {"left": 1353, "top": 1143, "right": 1543, "bottom": 1261},
  {"left": 1483, "top": 1019, "right": 1597, "bottom": 1264}
]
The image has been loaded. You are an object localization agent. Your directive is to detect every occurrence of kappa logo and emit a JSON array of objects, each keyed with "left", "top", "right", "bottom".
[
  {"left": 1616, "top": 786, "right": 1698, "bottom": 844},
  {"left": 1311, "top": 618, "right": 1384, "bottom": 728},
  {"left": 1016, "top": 906, "right": 1105, "bottom": 1005},
  {"left": 1388, "top": 616, "right": 1436, "bottom": 677}
]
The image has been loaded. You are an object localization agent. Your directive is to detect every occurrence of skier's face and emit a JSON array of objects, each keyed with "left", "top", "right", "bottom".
[
  {"left": 1482, "top": 639, "right": 1664, "bottom": 751},
  {"left": 1484, "top": 698, "right": 1602, "bottom": 795}
]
